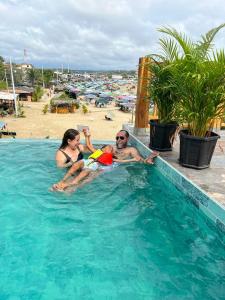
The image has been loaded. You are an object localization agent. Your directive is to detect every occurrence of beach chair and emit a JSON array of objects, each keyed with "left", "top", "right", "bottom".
[
  {"left": 105, "top": 111, "right": 115, "bottom": 121},
  {"left": 0, "top": 121, "right": 16, "bottom": 138},
  {"left": 0, "top": 121, "right": 6, "bottom": 130}
]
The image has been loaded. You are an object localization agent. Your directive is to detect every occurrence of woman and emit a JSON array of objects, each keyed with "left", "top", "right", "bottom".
[{"left": 55, "top": 128, "right": 90, "bottom": 168}]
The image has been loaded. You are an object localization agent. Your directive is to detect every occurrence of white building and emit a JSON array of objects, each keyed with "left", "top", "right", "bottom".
[{"left": 112, "top": 74, "right": 123, "bottom": 80}]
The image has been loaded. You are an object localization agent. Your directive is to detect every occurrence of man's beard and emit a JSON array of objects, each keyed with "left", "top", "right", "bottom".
[{"left": 116, "top": 142, "right": 127, "bottom": 149}]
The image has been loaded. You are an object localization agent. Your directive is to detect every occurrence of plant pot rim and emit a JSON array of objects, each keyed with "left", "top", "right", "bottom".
[
  {"left": 180, "top": 129, "right": 220, "bottom": 140},
  {"left": 149, "top": 120, "right": 178, "bottom": 127}
]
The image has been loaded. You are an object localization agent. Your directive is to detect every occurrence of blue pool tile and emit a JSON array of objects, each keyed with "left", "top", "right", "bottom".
[
  {"left": 129, "top": 132, "right": 225, "bottom": 232},
  {"left": 187, "top": 195, "right": 200, "bottom": 209},
  {"left": 216, "top": 219, "right": 225, "bottom": 233},
  {"left": 208, "top": 200, "right": 225, "bottom": 224},
  {"left": 199, "top": 204, "right": 217, "bottom": 223}
]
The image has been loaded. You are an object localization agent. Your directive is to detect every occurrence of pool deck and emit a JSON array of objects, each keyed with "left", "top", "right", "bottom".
[{"left": 130, "top": 126, "right": 225, "bottom": 209}]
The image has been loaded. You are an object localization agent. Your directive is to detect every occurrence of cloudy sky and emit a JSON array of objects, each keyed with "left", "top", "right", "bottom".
[{"left": 0, "top": 0, "right": 224, "bottom": 70}]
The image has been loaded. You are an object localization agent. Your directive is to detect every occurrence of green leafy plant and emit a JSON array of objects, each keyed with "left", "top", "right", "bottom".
[
  {"left": 0, "top": 109, "right": 8, "bottom": 117},
  {"left": 32, "top": 86, "right": 44, "bottom": 102},
  {"left": 158, "top": 24, "right": 225, "bottom": 137},
  {"left": 82, "top": 104, "right": 88, "bottom": 114},
  {"left": 18, "top": 110, "right": 26, "bottom": 118},
  {"left": 17, "top": 102, "right": 26, "bottom": 118},
  {"left": 74, "top": 102, "right": 80, "bottom": 109},
  {"left": 148, "top": 58, "right": 178, "bottom": 123},
  {"left": 53, "top": 92, "right": 71, "bottom": 101},
  {"left": 42, "top": 104, "right": 49, "bottom": 114},
  {"left": 27, "top": 68, "right": 41, "bottom": 86},
  {"left": 0, "top": 81, "right": 7, "bottom": 90}
]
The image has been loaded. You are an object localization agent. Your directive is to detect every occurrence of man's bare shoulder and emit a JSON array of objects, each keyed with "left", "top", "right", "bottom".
[{"left": 126, "top": 146, "right": 138, "bottom": 153}]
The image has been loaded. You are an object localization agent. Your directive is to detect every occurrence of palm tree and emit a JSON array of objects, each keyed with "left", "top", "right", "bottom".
[
  {"left": 148, "top": 58, "right": 178, "bottom": 123},
  {"left": 0, "top": 56, "right": 5, "bottom": 80},
  {"left": 32, "top": 86, "right": 44, "bottom": 102},
  {"left": 158, "top": 24, "right": 225, "bottom": 137},
  {"left": 27, "top": 68, "right": 41, "bottom": 86},
  {"left": 43, "top": 69, "right": 54, "bottom": 87}
]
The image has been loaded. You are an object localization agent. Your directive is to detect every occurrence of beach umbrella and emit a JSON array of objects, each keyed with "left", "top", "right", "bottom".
[
  {"left": 85, "top": 94, "right": 97, "bottom": 99},
  {"left": 122, "top": 95, "right": 136, "bottom": 101}
]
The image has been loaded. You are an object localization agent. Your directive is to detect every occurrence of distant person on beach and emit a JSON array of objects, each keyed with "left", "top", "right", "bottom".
[{"left": 55, "top": 128, "right": 91, "bottom": 168}]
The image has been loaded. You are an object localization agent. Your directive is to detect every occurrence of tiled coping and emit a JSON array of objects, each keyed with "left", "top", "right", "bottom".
[
  {"left": 128, "top": 132, "right": 225, "bottom": 234},
  {"left": 1, "top": 138, "right": 225, "bottom": 233}
]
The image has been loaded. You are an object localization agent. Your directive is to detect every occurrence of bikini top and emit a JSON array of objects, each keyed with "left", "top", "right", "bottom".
[{"left": 60, "top": 146, "right": 84, "bottom": 164}]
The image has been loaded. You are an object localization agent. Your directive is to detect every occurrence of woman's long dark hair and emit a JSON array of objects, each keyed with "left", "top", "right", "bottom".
[{"left": 59, "top": 129, "right": 80, "bottom": 149}]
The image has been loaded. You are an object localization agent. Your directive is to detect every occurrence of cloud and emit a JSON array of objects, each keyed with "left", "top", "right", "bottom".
[{"left": 0, "top": 0, "right": 224, "bottom": 70}]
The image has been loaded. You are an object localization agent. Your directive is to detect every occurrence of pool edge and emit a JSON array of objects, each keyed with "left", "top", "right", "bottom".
[{"left": 127, "top": 130, "right": 225, "bottom": 234}]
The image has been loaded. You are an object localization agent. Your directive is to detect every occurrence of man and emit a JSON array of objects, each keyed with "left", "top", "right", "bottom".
[{"left": 113, "top": 130, "right": 159, "bottom": 164}]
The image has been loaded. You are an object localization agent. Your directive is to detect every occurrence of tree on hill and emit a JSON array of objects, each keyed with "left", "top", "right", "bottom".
[
  {"left": 43, "top": 69, "right": 54, "bottom": 87},
  {"left": 0, "top": 55, "right": 5, "bottom": 81},
  {"left": 0, "top": 81, "right": 7, "bottom": 90},
  {"left": 27, "top": 68, "right": 41, "bottom": 86}
]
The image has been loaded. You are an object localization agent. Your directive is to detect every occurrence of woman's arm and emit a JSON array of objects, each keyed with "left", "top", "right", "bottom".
[
  {"left": 85, "top": 135, "right": 96, "bottom": 152},
  {"left": 82, "top": 128, "right": 96, "bottom": 153}
]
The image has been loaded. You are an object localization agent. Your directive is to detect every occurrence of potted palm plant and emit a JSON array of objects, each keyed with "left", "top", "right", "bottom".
[
  {"left": 148, "top": 44, "right": 179, "bottom": 151},
  {"left": 159, "top": 24, "right": 225, "bottom": 169}
]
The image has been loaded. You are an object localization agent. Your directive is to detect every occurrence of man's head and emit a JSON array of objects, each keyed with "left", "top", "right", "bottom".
[{"left": 115, "top": 130, "right": 129, "bottom": 149}]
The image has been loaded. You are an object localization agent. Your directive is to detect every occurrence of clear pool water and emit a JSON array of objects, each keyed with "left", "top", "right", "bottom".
[{"left": 0, "top": 141, "right": 225, "bottom": 300}]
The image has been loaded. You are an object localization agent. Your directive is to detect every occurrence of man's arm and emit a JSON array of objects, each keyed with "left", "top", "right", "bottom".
[
  {"left": 113, "top": 157, "right": 139, "bottom": 163},
  {"left": 128, "top": 147, "right": 144, "bottom": 162},
  {"left": 130, "top": 147, "right": 159, "bottom": 164}
]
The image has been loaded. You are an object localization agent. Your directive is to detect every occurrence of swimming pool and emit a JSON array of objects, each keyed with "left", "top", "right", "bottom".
[{"left": 0, "top": 140, "right": 225, "bottom": 299}]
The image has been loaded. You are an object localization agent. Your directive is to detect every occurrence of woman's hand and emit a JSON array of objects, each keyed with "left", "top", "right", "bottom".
[{"left": 83, "top": 128, "right": 91, "bottom": 137}]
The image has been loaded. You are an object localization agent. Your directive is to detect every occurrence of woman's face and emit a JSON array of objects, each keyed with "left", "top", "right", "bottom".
[{"left": 68, "top": 134, "right": 80, "bottom": 149}]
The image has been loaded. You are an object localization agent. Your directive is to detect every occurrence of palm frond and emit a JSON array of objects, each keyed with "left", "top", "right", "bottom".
[
  {"left": 212, "top": 49, "right": 225, "bottom": 63},
  {"left": 146, "top": 54, "right": 167, "bottom": 63},
  {"left": 159, "top": 38, "right": 179, "bottom": 61},
  {"left": 158, "top": 26, "right": 193, "bottom": 56},
  {"left": 197, "top": 23, "right": 225, "bottom": 57}
]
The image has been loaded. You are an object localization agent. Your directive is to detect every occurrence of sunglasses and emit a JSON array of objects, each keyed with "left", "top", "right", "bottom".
[{"left": 116, "top": 136, "right": 125, "bottom": 140}]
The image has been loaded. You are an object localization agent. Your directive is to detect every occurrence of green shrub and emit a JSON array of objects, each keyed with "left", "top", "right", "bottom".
[
  {"left": 32, "top": 86, "right": 44, "bottom": 102},
  {"left": 42, "top": 104, "right": 49, "bottom": 114},
  {"left": 0, "top": 81, "right": 7, "bottom": 90},
  {"left": 82, "top": 104, "right": 88, "bottom": 114},
  {"left": 74, "top": 102, "right": 80, "bottom": 109},
  {"left": 16, "top": 102, "right": 26, "bottom": 118},
  {"left": 158, "top": 24, "right": 225, "bottom": 136}
]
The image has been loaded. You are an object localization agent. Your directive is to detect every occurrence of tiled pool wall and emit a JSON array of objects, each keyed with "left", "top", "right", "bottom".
[
  {"left": 127, "top": 132, "right": 225, "bottom": 234},
  {"left": 1, "top": 138, "right": 225, "bottom": 233}
]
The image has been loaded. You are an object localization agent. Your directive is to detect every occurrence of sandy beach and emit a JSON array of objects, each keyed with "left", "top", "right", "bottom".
[{"left": 2, "top": 86, "right": 136, "bottom": 141}]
